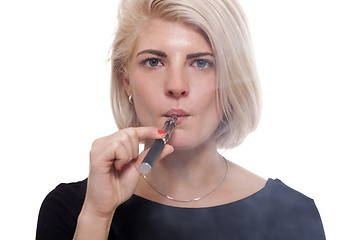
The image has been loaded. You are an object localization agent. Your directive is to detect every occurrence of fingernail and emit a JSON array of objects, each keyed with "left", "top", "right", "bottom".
[{"left": 158, "top": 129, "right": 167, "bottom": 136}]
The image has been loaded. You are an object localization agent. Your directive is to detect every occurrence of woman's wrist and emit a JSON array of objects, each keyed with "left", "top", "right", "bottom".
[{"left": 73, "top": 206, "right": 115, "bottom": 240}]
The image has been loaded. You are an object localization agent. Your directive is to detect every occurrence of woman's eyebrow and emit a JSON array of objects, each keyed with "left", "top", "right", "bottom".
[
  {"left": 136, "top": 50, "right": 214, "bottom": 59},
  {"left": 186, "top": 52, "right": 214, "bottom": 59},
  {"left": 136, "top": 49, "right": 167, "bottom": 57}
]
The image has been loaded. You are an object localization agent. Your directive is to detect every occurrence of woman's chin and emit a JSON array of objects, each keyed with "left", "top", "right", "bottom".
[
  {"left": 167, "top": 136, "right": 212, "bottom": 151},
  {"left": 166, "top": 136, "right": 194, "bottom": 150}
]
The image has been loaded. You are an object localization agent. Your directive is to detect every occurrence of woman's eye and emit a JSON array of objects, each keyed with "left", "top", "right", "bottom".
[
  {"left": 141, "top": 58, "right": 162, "bottom": 67},
  {"left": 148, "top": 59, "right": 159, "bottom": 67},
  {"left": 192, "top": 59, "right": 213, "bottom": 69}
]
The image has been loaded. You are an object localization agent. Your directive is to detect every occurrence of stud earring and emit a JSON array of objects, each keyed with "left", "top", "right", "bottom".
[{"left": 128, "top": 95, "right": 133, "bottom": 104}]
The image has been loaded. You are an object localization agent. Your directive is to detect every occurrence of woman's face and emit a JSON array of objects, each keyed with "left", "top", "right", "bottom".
[{"left": 125, "top": 19, "right": 220, "bottom": 149}]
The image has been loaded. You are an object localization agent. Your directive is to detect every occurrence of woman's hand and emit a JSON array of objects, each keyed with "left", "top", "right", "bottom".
[{"left": 75, "top": 127, "right": 173, "bottom": 238}]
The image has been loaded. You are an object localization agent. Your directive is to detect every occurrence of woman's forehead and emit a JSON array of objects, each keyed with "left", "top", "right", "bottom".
[{"left": 133, "top": 19, "right": 212, "bottom": 56}]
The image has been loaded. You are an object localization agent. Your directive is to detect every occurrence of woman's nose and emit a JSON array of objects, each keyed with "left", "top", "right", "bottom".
[{"left": 165, "top": 68, "right": 189, "bottom": 98}]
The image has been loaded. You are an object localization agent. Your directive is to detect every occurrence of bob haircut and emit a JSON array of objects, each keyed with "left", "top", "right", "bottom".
[{"left": 111, "top": 0, "right": 261, "bottom": 149}]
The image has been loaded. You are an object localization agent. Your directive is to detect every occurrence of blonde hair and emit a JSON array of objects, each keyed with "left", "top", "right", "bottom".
[{"left": 111, "top": 0, "right": 261, "bottom": 149}]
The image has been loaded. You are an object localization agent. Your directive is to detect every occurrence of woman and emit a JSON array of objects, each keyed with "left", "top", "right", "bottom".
[{"left": 37, "top": 0, "right": 326, "bottom": 239}]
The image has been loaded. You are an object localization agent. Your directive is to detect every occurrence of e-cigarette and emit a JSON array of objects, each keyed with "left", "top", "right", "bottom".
[{"left": 139, "top": 114, "right": 178, "bottom": 174}]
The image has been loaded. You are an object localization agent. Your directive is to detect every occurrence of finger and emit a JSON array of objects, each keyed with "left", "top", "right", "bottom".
[
  {"left": 113, "top": 158, "right": 125, "bottom": 171},
  {"left": 109, "top": 127, "right": 168, "bottom": 171},
  {"left": 112, "top": 133, "right": 134, "bottom": 166},
  {"left": 121, "top": 129, "right": 137, "bottom": 162},
  {"left": 158, "top": 144, "right": 174, "bottom": 161},
  {"left": 109, "top": 127, "right": 164, "bottom": 167},
  {"left": 126, "top": 128, "right": 140, "bottom": 159},
  {"left": 113, "top": 127, "right": 161, "bottom": 168},
  {"left": 133, "top": 126, "right": 167, "bottom": 142}
]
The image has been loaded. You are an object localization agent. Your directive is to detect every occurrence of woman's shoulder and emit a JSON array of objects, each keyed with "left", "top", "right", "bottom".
[
  {"left": 263, "top": 178, "right": 313, "bottom": 201},
  {"left": 226, "top": 162, "right": 313, "bottom": 205},
  {"left": 38, "top": 178, "right": 88, "bottom": 217},
  {"left": 224, "top": 164, "right": 325, "bottom": 239},
  {"left": 253, "top": 179, "right": 326, "bottom": 239},
  {"left": 45, "top": 178, "right": 88, "bottom": 202},
  {"left": 252, "top": 178, "right": 317, "bottom": 213},
  {"left": 36, "top": 179, "right": 88, "bottom": 238}
]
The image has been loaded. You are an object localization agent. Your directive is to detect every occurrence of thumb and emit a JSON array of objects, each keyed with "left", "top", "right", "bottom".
[{"left": 158, "top": 144, "right": 174, "bottom": 161}]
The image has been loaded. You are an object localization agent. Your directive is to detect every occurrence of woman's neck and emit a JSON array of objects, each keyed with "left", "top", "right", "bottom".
[{"left": 141, "top": 140, "right": 227, "bottom": 201}]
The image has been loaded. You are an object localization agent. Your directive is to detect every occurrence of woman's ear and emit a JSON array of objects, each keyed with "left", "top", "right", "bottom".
[{"left": 122, "top": 75, "right": 131, "bottom": 96}]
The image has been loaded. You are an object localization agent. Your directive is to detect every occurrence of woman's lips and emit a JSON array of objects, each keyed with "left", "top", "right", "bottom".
[
  {"left": 164, "top": 109, "right": 190, "bottom": 124},
  {"left": 170, "top": 115, "right": 188, "bottom": 124}
]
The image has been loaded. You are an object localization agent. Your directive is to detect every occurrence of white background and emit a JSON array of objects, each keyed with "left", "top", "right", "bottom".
[{"left": 0, "top": 0, "right": 359, "bottom": 239}]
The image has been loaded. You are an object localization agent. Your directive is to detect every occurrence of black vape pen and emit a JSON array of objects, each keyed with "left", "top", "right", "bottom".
[{"left": 139, "top": 114, "right": 178, "bottom": 174}]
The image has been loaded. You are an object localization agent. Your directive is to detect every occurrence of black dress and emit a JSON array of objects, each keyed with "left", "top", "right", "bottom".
[{"left": 36, "top": 178, "right": 326, "bottom": 240}]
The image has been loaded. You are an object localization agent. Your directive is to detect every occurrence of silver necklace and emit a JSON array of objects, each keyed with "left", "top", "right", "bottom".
[{"left": 142, "top": 158, "right": 229, "bottom": 202}]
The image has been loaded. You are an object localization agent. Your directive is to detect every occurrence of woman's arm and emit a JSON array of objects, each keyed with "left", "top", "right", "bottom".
[
  {"left": 73, "top": 208, "right": 114, "bottom": 240},
  {"left": 72, "top": 127, "right": 173, "bottom": 240}
]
